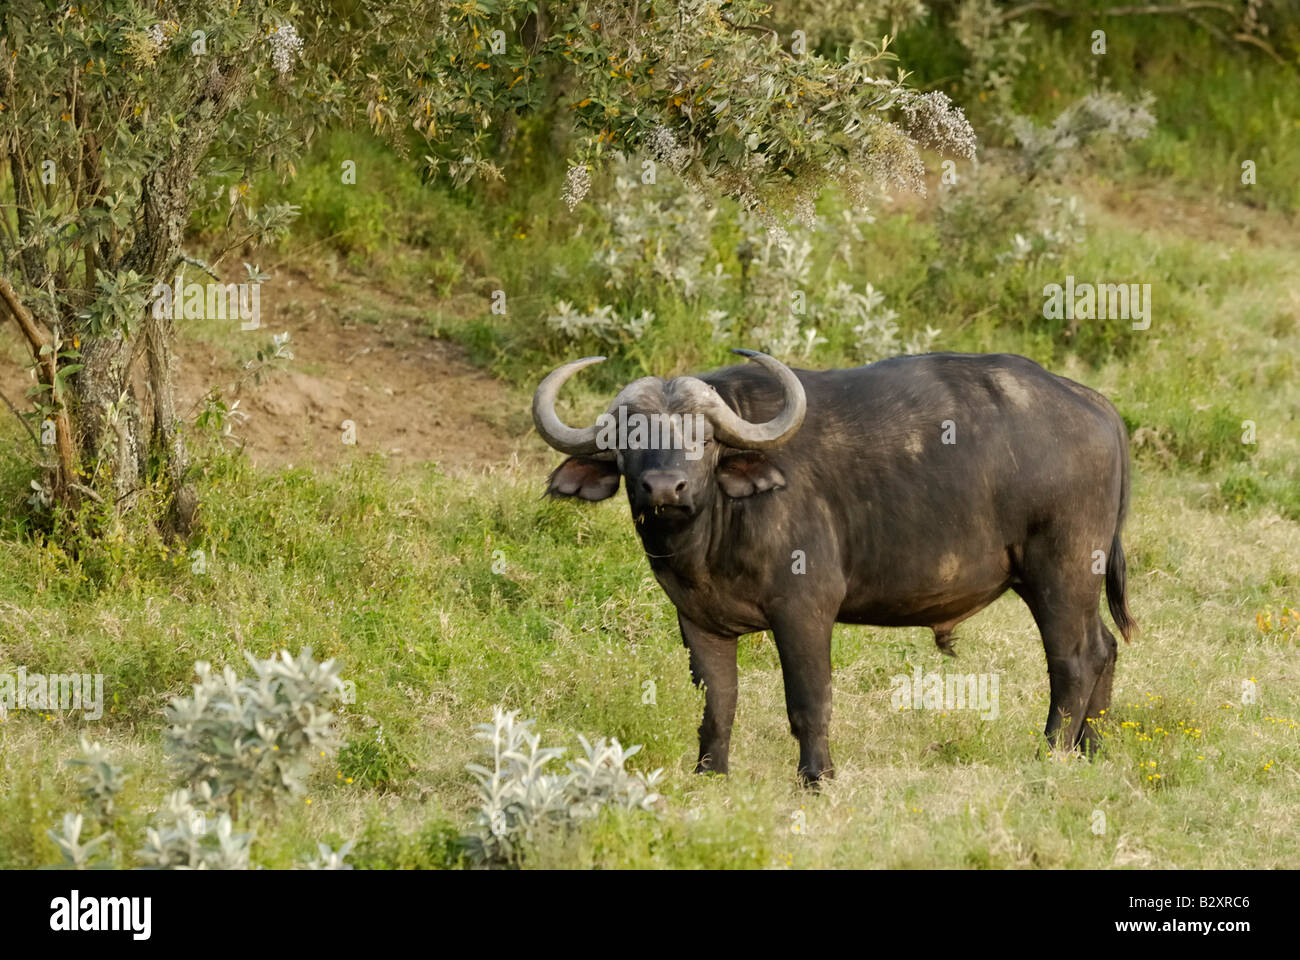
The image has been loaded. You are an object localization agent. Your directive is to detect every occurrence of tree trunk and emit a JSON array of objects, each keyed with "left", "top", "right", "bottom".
[
  {"left": 145, "top": 313, "right": 197, "bottom": 536},
  {"left": 111, "top": 59, "right": 250, "bottom": 538},
  {"left": 3, "top": 34, "right": 251, "bottom": 542},
  {"left": 75, "top": 333, "right": 144, "bottom": 506}
]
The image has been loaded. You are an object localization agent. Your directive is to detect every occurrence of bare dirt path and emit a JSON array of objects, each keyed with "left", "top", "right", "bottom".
[
  {"left": 0, "top": 267, "right": 534, "bottom": 476},
  {"left": 173, "top": 267, "right": 531, "bottom": 473}
]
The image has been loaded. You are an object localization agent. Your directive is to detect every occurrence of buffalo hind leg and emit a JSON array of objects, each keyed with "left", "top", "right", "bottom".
[
  {"left": 679, "top": 615, "right": 738, "bottom": 774},
  {"left": 771, "top": 612, "right": 835, "bottom": 785},
  {"left": 1037, "top": 609, "right": 1111, "bottom": 755},
  {"left": 1079, "top": 620, "right": 1118, "bottom": 757},
  {"left": 1016, "top": 577, "right": 1109, "bottom": 755}
]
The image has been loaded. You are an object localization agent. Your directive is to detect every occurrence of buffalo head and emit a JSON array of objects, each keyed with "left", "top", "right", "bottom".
[{"left": 533, "top": 349, "right": 806, "bottom": 522}]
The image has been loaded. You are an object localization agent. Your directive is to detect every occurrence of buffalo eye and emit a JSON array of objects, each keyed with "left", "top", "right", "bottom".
[{"left": 716, "top": 452, "right": 786, "bottom": 498}]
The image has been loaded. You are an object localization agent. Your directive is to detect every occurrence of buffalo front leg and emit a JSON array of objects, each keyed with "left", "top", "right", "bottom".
[
  {"left": 679, "top": 614, "right": 738, "bottom": 774},
  {"left": 771, "top": 612, "right": 835, "bottom": 785}
]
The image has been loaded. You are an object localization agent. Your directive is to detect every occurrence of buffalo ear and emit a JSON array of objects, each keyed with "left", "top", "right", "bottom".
[
  {"left": 546, "top": 457, "right": 621, "bottom": 501},
  {"left": 717, "top": 452, "right": 786, "bottom": 498}
]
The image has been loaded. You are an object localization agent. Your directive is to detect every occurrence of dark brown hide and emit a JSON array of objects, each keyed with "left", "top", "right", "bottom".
[{"left": 543, "top": 353, "right": 1136, "bottom": 783}]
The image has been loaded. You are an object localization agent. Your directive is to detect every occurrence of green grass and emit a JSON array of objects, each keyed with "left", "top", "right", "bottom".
[
  {"left": 1, "top": 433, "right": 1297, "bottom": 868},
  {"left": 896, "top": 9, "right": 1300, "bottom": 212},
  {"left": 1, "top": 16, "right": 1298, "bottom": 869}
]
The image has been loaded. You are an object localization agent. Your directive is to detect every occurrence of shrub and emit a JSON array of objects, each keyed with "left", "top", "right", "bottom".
[
  {"left": 44, "top": 650, "right": 357, "bottom": 869},
  {"left": 135, "top": 785, "right": 252, "bottom": 870},
  {"left": 537, "top": 158, "right": 941, "bottom": 364},
  {"left": 350, "top": 818, "right": 465, "bottom": 870},
  {"left": 1008, "top": 90, "right": 1157, "bottom": 179},
  {"left": 462, "top": 707, "right": 664, "bottom": 867},
  {"left": 66, "top": 736, "right": 128, "bottom": 826},
  {"left": 593, "top": 163, "right": 727, "bottom": 307},
  {"left": 45, "top": 813, "right": 113, "bottom": 870},
  {"left": 163, "top": 649, "right": 346, "bottom": 815}
]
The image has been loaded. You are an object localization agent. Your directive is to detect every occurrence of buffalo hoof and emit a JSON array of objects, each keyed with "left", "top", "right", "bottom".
[
  {"left": 797, "top": 765, "right": 834, "bottom": 788},
  {"left": 694, "top": 756, "right": 729, "bottom": 776}
]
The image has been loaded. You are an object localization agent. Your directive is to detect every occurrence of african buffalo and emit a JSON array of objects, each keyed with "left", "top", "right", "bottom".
[{"left": 533, "top": 349, "right": 1137, "bottom": 783}]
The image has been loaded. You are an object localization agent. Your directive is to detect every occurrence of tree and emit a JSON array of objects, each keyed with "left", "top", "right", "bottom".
[{"left": 0, "top": 0, "right": 975, "bottom": 539}]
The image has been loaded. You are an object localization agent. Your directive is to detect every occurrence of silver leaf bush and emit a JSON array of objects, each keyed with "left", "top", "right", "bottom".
[
  {"left": 1009, "top": 90, "right": 1157, "bottom": 179},
  {"left": 135, "top": 785, "right": 252, "bottom": 870},
  {"left": 163, "top": 648, "right": 346, "bottom": 813},
  {"left": 66, "top": 734, "right": 128, "bottom": 825},
  {"left": 463, "top": 706, "right": 664, "bottom": 867},
  {"left": 46, "top": 812, "right": 113, "bottom": 870},
  {"left": 47, "top": 650, "right": 354, "bottom": 870}
]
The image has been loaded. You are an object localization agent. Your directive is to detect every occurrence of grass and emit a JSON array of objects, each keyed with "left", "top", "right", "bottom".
[
  {"left": 1, "top": 15, "right": 1297, "bottom": 869},
  {"left": 896, "top": 10, "right": 1300, "bottom": 212},
  {"left": 0, "top": 436, "right": 1296, "bottom": 868}
]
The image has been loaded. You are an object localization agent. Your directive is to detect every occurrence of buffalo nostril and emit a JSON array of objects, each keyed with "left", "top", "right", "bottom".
[{"left": 640, "top": 471, "right": 688, "bottom": 505}]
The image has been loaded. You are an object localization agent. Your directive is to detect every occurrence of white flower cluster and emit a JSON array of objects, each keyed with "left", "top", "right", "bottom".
[
  {"left": 645, "top": 123, "right": 691, "bottom": 173},
  {"left": 125, "top": 21, "right": 174, "bottom": 68},
  {"left": 269, "top": 24, "right": 304, "bottom": 77},
  {"left": 562, "top": 164, "right": 592, "bottom": 211},
  {"left": 898, "top": 90, "right": 979, "bottom": 161}
]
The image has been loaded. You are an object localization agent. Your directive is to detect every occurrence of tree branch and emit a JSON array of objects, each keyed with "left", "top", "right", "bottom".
[
  {"left": 0, "top": 386, "right": 40, "bottom": 449},
  {"left": 998, "top": 1, "right": 1289, "bottom": 63},
  {"left": 1001, "top": 2, "right": 1238, "bottom": 20},
  {"left": 0, "top": 274, "right": 76, "bottom": 495},
  {"left": 0, "top": 273, "right": 51, "bottom": 354}
]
